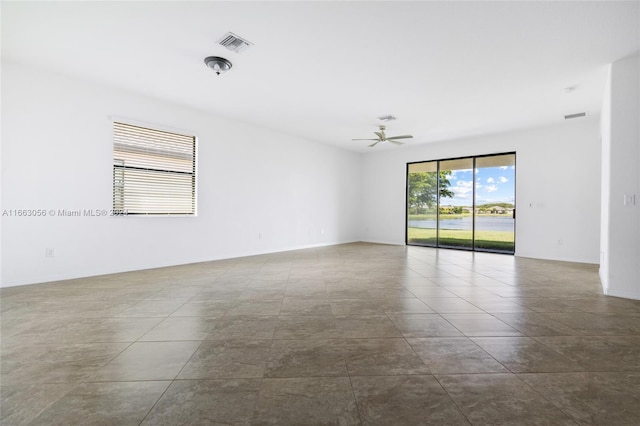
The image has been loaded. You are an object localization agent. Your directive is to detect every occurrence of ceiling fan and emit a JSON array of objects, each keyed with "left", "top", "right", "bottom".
[{"left": 352, "top": 125, "right": 413, "bottom": 147}]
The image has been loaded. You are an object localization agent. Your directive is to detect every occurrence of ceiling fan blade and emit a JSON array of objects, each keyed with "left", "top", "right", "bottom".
[
  {"left": 374, "top": 131, "right": 384, "bottom": 139},
  {"left": 352, "top": 138, "right": 379, "bottom": 141},
  {"left": 387, "top": 135, "right": 413, "bottom": 140},
  {"left": 368, "top": 141, "right": 381, "bottom": 148},
  {"left": 388, "top": 139, "right": 404, "bottom": 145}
]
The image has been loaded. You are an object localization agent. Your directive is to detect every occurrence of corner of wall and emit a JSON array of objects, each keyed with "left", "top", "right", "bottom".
[{"left": 601, "top": 53, "right": 640, "bottom": 300}]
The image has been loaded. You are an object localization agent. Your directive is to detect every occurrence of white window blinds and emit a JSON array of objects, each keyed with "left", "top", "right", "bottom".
[{"left": 113, "top": 122, "right": 196, "bottom": 215}]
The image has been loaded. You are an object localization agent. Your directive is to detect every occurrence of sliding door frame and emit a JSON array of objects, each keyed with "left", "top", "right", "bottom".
[{"left": 406, "top": 152, "right": 516, "bottom": 254}]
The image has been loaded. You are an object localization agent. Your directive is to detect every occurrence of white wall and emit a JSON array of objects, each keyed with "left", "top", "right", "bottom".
[
  {"left": 1, "top": 62, "right": 362, "bottom": 287},
  {"left": 0, "top": 59, "right": 612, "bottom": 288},
  {"left": 600, "top": 54, "right": 640, "bottom": 300},
  {"left": 361, "top": 119, "right": 602, "bottom": 264}
]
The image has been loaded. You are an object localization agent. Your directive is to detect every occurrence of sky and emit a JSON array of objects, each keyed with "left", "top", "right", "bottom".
[{"left": 444, "top": 166, "right": 515, "bottom": 207}]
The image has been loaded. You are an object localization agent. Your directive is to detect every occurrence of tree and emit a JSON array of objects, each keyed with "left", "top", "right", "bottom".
[{"left": 408, "top": 171, "right": 454, "bottom": 214}]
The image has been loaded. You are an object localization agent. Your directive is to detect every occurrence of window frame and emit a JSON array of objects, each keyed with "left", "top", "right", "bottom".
[
  {"left": 112, "top": 119, "right": 197, "bottom": 216},
  {"left": 406, "top": 151, "right": 516, "bottom": 254}
]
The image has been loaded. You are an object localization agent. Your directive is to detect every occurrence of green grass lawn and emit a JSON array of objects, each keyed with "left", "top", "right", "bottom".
[{"left": 407, "top": 227, "right": 515, "bottom": 252}]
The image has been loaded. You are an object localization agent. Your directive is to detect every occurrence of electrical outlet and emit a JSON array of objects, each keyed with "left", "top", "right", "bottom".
[{"left": 45, "top": 248, "right": 55, "bottom": 257}]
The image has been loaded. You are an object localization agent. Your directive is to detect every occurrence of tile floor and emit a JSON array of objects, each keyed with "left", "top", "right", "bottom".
[{"left": 2, "top": 242, "right": 640, "bottom": 425}]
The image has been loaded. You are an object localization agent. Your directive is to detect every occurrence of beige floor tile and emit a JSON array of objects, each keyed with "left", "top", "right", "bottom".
[
  {"left": 441, "top": 313, "right": 522, "bottom": 336},
  {"left": 114, "top": 299, "right": 186, "bottom": 317},
  {"left": 493, "top": 312, "right": 584, "bottom": 336},
  {"left": 30, "top": 381, "right": 169, "bottom": 426},
  {"left": 1, "top": 342, "right": 130, "bottom": 385},
  {"left": 273, "top": 315, "right": 339, "bottom": 339},
  {"left": 206, "top": 315, "right": 278, "bottom": 340},
  {"left": 178, "top": 340, "right": 270, "bottom": 379},
  {"left": 437, "top": 373, "right": 577, "bottom": 425},
  {"left": 519, "top": 372, "right": 640, "bottom": 425},
  {"left": 279, "top": 297, "right": 332, "bottom": 315},
  {"left": 544, "top": 312, "right": 640, "bottom": 335},
  {"left": 351, "top": 375, "right": 469, "bottom": 425},
  {"left": 388, "top": 314, "right": 463, "bottom": 338},
  {"left": 139, "top": 316, "right": 219, "bottom": 341},
  {"left": 472, "top": 336, "right": 582, "bottom": 373},
  {"left": 141, "top": 379, "right": 261, "bottom": 425},
  {"left": 408, "top": 337, "right": 508, "bottom": 374},
  {"left": 252, "top": 377, "right": 360, "bottom": 425},
  {"left": 169, "top": 299, "right": 234, "bottom": 317},
  {"left": 332, "top": 315, "right": 403, "bottom": 338},
  {"left": 535, "top": 335, "right": 640, "bottom": 371},
  {"left": 89, "top": 341, "right": 201, "bottom": 381},
  {"left": 420, "top": 297, "right": 486, "bottom": 314},
  {"left": 266, "top": 339, "right": 348, "bottom": 377},
  {"left": 3, "top": 242, "right": 637, "bottom": 425},
  {"left": 227, "top": 299, "right": 282, "bottom": 316},
  {"left": 0, "top": 384, "right": 75, "bottom": 425},
  {"left": 344, "top": 338, "right": 430, "bottom": 376}
]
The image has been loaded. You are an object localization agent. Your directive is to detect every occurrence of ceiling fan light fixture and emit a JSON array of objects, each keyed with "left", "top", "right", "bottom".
[
  {"left": 204, "top": 56, "right": 232, "bottom": 75},
  {"left": 352, "top": 124, "right": 413, "bottom": 148}
]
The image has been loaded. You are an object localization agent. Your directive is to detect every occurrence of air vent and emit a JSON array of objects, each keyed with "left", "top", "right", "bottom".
[
  {"left": 564, "top": 112, "right": 587, "bottom": 120},
  {"left": 218, "top": 32, "right": 252, "bottom": 53},
  {"left": 378, "top": 115, "right": 397, "bottom": 122}
]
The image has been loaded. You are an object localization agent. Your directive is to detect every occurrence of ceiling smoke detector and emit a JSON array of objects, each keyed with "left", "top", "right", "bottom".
[
  {"left": 218, "top": 32, "right": 252, "bottom": 53},
  {"left": 204, "top": 56, "right": 232, "bottom": 75}
]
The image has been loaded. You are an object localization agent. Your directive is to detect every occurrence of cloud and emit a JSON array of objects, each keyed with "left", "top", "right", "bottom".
[
  {"left": 451, "top": 180, "right": 473, "bottom": 196},
  {"left": 448, "top": 169, "right": 474, "bottom": 180},
  {"left": 484, "top": 184, "right": 498, "bottom": 193},
  {"left": 500, "top": 166, "right": 508, "bottom": 170},
  {"left": 498, "top": 176, "right": 509, "bottom": 183},
  {"left": 486, "top": 177, "right": 495, "bottom": 183}
]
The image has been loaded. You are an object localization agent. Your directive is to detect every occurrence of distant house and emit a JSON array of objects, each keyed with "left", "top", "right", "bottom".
[{"left": 485, "top": 206, "right": 515, "bottom": 215}]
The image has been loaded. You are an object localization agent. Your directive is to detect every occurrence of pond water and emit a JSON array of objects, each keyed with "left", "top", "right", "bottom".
[{"left": 408, "top": 216, "right": 514, "bottom": 232}]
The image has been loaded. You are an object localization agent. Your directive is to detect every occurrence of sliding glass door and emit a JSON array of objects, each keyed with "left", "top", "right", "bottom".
[
  {"left": 437, "top": 158, "right": 474, "bottom": 249},
  {"left": 474, "top": 154, "right": 516, "bottom": 253},
  {"left": 407, "top": 161, "right": 438, "bottom": 246},
  {"left": 406, "top": 152, "right": 515, "bottom": 254}
]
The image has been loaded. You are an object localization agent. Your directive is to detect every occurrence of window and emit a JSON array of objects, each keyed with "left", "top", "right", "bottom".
[
  {"left": 407, "top": 152, "right": 516, "bottom": 253},
  {"left": 113, "top": 122, "right": 196, "bottom": 215}
]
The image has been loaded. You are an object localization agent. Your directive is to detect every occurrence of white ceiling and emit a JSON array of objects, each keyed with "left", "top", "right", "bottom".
[{"left": 2, "top": 1, "right": 639, "bottom": 152}]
